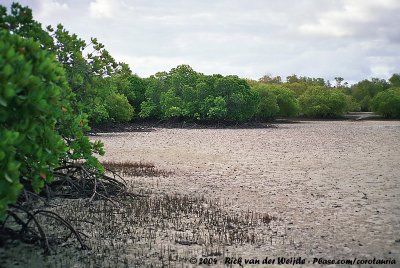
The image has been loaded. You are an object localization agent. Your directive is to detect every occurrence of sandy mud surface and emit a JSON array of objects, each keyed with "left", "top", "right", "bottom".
[{"left": 95, "top": 120, "right": 400, "bottom": 266}]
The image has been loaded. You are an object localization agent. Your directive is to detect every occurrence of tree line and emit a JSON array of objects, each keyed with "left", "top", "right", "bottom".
[
  {"left": 86, "top": 67, "right": 400, "bottom": 124},
  {"left": 1, "top": 2, "right": 400, "bottom": 219}
]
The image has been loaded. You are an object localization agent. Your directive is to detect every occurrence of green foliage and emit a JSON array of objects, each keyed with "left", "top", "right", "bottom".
[
  {"left": 89, "top": 76, "right": 134, "bottom": 123},
  {"left": 1, "top": 2, "right": 130, "bottom": 126},
  {"left": 285, "top": 75, "right": 325, "bottom": 87},
  {"left": 370, "top": 88, "right": 400, "bottom": 118},
  {"left": 128, "top": 75, "right": 146, "bottom": 113},
  {"left": 351, "top": 78, "right": 389, "bottom": 111},
  {"left": 299, "top": 87, "right": 347, "bottom": 118},
  {"left": 105, "top": 93, "right": 134, "bottom": 122},
  {"left": 169, "top": 65, "right": 198, "bottom": 90},
  {"left": 0, "top": 3, "right": 54, "bottom": 49},
  {"left": 110, "top": 73, "right": 146, "bottom": 116},
  {"left": 139, "top": 65, "right": 258, "bottom": 122},
  {"left": 89, "top": 102, "right": 110, "bottom": 124},
  {"left": 0, "top": 3, "right": 109, "bottom": 220},
  {"left": 139, "top": 76, "right": 165, "bottom": 119},
  {"left": 139, "top": 100, "right": 157, "bottom": 119},
  {"left": 155, "top": 65, "right": 199, "bottom": 120},
  {"left": 389, "top": 74, "right": 400, "bottom": 87},
  {"left": 0, "top": 130, "right": 22, "bottom": 220},
  {"left": 2, "top": 3, "right": 400, "bottom": 224},
  {"left": 111, "top": 74, "right": 135, "bottom": 104},
  {"left": 251, "top": 83, "right": 300, "bottom": 119},
  {"left": 214, "top": 76, "right": 258, "bottom": 122},
  {"left": 50, "top": 24, "right": 133, "bottom": 124},
  {"left": 160, "top": 89, "right": 185, "bottom": 119},
  {"left": 270, "top": 86, "right": 300, "bottom": 117},
  {"left": 203, "top": 96, "right": 227, "bottom": 120},
  {"left": 252, "top": 84, "right": 279, "bottom": 119},
  {"left": 0, "top": 30, "right": 67, "bottom": 218},
  {"left": 285, "top": 82, "right": 308, "bottom": 97},
  {"left": 180, "top": 85, "right": 200, "bottom": 119},
  {"left": 345, "top": 95, "right": 361, "bottom": 112},
  {"left": 258, "top": 74, "right": 282, "bottom": 84}
]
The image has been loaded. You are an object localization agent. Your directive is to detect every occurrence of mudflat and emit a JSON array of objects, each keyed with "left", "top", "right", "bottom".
[{"left": 97, "top": 120, "right": 400, "bottom": 261}]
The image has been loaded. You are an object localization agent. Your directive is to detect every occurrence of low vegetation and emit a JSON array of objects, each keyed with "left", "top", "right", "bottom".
[
  {"left": 370, "top": 88, "right": 400, "bottom": 118},
  {"left": 102, "top": 160, "right": 174, "bottom": 177}
]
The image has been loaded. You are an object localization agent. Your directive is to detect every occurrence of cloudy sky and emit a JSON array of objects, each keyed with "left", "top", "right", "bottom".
[{"left": 3, "top": 0, "right": 400, "bottom": 83}]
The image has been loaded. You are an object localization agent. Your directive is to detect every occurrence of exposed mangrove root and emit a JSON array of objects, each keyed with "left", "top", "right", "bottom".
[
  {"left": 1, "top": 161, "right": 282, "bottom": 267},
  {"left": 1, "top": 183, "right": 282, "bottom": 267},
  {"left": 1, "top": 205, "right": 88, "bottom": 254},
  {"left": 49, "top": 163, "right": 128, "bottom": 202},
  {"left": 1, "top": 162, "right": 131, "bottom": 253},
  {"left": 102, "top": 160, "right": 174, "bottom": 177}
]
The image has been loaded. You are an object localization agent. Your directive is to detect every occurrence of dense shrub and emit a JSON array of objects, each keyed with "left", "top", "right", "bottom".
[
  {"left": 89, "top": 102, "right": 110, "bottom": 124},
  {"left": 389, "top": 74, "right": 400, "bottom": 87},
  {"left": 370, "top": 88, "right": 400, "bottom": 118},
  {"left": 252, "top": 85, "right": 279, "bottom": 119},
  {"left": 299, "top": 87, "right": 347, "bottom": 117},
  {"left": 139, "top": 100, "right": 157, "bottom": 119},
  {"left": 139, "top": 66, "right": 258, "bottom": 122},
  {"left": 128, "top": 74, "right": 146, "bottom": 114},
  {"left": 139, "top": 76, "right": 164, "bottom": 119},
  {"left": 345, "top": 95, "right": 361, "bottom": 112},
  {"left": 251, "top": 84, "right": 300, "bottom": 119},
  {"left": 0, "top": 30, "right": 67, "bottom": 218},
  {"left": 106, "top": 93, "right": 134, "bottom": 122},
  {"left": 270, "top": 87, "right": 300, "bottom": 117},
  {"left": 214, "top": 76, "right": 258, "bottom": 122},
  {"left": 203, "top": 96, "right": 228, "bottom": 120},
  {"left": 0, "top": 3, "right": 108, "bottom": 218},
  {"left": 160, "top": 89, "right": 185, "bottom": 119},
  {"left": 351, "top": 79, "right": 389, "bottom": 111}
]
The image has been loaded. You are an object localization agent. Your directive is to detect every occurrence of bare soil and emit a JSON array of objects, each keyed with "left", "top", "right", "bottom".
[
  {"left": 96, "top": 120, "right": 400, "bottom": 265},
  {"left": 1, "top": 120, "right": 399, "bottom": 267}
]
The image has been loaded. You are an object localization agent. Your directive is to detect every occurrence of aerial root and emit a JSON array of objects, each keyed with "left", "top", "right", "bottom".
[
  {"left": 1, "top": 162, "right": 129, "bottom": 253},
  {"left": 1, "top": 205, "right": 88, "bottom": 254},
  {"left": 50, "top": 163, "right": 128, "bottom": 202}
]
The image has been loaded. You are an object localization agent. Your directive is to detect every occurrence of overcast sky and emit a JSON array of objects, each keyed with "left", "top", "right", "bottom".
[{"left": 3, "top": 0, "right": 400, "bottom": 83}]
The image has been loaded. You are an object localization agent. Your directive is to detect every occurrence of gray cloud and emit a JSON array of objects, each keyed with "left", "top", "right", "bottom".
[{"left": 2, "top": 0, "right": 399, "bottom": 82}]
